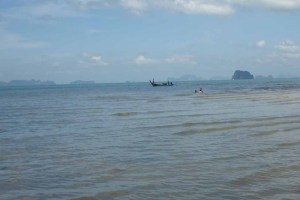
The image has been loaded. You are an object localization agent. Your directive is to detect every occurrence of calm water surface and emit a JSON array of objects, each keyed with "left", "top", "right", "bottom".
[{"left": 1, "top": 79, "right": 300, "bottom": 200}]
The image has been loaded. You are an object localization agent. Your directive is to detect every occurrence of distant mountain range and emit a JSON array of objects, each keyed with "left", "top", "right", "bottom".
[
  {"left": 0, "top": 79, "right": 98, "bottom": 86},
  {"left": 69, "top": 80, "right": 95, "bottom": 84},
  {"left": 0, "top": 80, "right": 56, "bottom": 86}
]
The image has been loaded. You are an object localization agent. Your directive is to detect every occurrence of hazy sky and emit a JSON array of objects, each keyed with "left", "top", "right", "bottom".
[{"left": 1, "top": 0, "right": 300, "bottom": 83}]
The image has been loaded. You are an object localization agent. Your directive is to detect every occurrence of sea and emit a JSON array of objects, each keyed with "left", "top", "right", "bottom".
[{"left": 1, "top": 79, "right": 300, "bottom": 200}]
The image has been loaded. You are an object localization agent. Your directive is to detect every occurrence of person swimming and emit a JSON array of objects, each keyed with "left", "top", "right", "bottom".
[{"left": 195, "top": 88, "right": 204, "bottom": 94}]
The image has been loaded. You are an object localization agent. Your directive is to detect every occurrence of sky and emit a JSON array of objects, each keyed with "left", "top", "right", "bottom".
[{"left": 1, "top": 0, "right": 300, "bottom": 83}]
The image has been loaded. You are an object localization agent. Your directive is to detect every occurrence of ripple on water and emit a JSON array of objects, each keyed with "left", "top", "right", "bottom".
[
  {"left": 230, "top": 164, "right": 300, "bottom": 188},
  {"left": 2, "top": 80, "right": 300, "bottom": 200},
  {"left": 252, "top": 130, "right": 278, "bottom": 137},
  {"left": 277, "top": 140, "right": 300, "bottom": 147},
  {"left": 72, "top": 190, "right": 131, "bottom": 200},
  {"left": 112, "top": 112, "right": 139, "bottom": 117}
]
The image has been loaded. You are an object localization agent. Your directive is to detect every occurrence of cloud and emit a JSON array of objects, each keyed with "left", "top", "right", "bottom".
[
  {"left": 120, "top": 0, "right": 148, "bottom": 14},
  {"left": 90, "top": 55, "right": 108, "bottom": 65},
  {"left": 86, "top": 29, "right": 103, "bottom": 35},
  {"left": 164, "top": 54, "right": 196, "bottom": 64},
  {"left": 120, "top": 0, "right": 234, "bottom": 15},
  {"left": 134, "top": 55, "right": 159, "bottom": 65},
  {"left": 228, "top": 0, "right": 300, "bottom": 11},
  {"left": 275, "top": 40, "right": 300, "bottom": 52},
  {"left": 64, "top": 0, "right": 122, "bottom": 11},
  {"left": 73, "top": 0, "right": 235, "bottom": 16},
  {"left": 0, "top": 28, "right": 48, "bottom": 49},
  {"left": 134, "top": 54, "right": 196, "bottom": 65},
  {"left": 1, "top": 1, "right": 77, "bottom": 21},
  {"left": 256, "top": 40, "right": 266, "bottom": 47},
  {"left": 2, "top": 0, "right": 300, "bottom": 21},
  {"left": 260, "top": 0, "right": 300, "bottom": 10},
  {"left": 274, "top": 40, "right": 300, "bottom": 59},
  {"left": 80, "top": 53, "right": 108, "bottom": 66},
  {"left": 26, "top": 2, "right": 74, "bottom": 19},
  {"left": 119, "top": 0, "right": 300, "bottom": 14},
  {"left": 258, "top": 40, "right": 300, "bottom": 65},
  {"left": 170, "top": 0, "right": 234, "bottom": 15}
]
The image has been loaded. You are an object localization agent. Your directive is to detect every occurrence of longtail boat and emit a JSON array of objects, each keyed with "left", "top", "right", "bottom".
[{"left": 149, "top": 79, "right": 174, "bottom": 87}]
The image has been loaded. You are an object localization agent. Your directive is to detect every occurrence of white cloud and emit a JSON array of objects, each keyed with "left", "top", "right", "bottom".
[
  {"left": 134, "top": 54, "right": 196, "bottom": 65},
  {"left": 120, "top": 0, "right": 148, "bottom": 14},
  {"left": 164, "top": 54, "right": 196, "bottom": 64},
  {"left": 275, "top": 40, "right": 300, "bottom": 52},
  {"left": 171, "top": 0, "right": 234, "bottom": 15},
  {"left": 260, "top": 0, "right": 300, "bottom": 10},
  {"left": 274, "top": 40, "right": 300, "bottom": 59},
  {"left": 256, "top": 40, "right": 266, "bottom": 47},
  {"left": 80, "top": 53, "right": 108, "bottom": 66},
  {"left": 66, "top": 0, "right": 115, "bottom": 10},
  {"left": 119, "top": 0, "right": 234, "bottom": 15},
  {"left": 228, "top": 0, "right": 300, "bottom": 11},
  {"left": 134, "top": 55, "right": 159, "bottom": 65},
  {"left": 2, "top": 0, "right": 300, "bottom": 21},
  {"left": 26, "top": 2, "right": 73, "bottom": 19},
  {"left": 1, "top": 1, "right": 77, "bottom": 21},
  {"left": 0, "top": 28, "right": 48, "bottom": 49},
  {"left": 90, "top": 55, "right": 108, "bottom": 65},
  {"left": 119, "top": 0, "right": 300, "bottom": 14},
  {"left": 86, "top": 29, "right": 103, "bottom": 35}
]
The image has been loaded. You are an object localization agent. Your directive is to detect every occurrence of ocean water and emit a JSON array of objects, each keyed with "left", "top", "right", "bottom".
[{"left": 1, "top": 79, "right": 300, "bottom": 200}]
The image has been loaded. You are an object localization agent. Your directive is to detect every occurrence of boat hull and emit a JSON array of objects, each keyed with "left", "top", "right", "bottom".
[{"left": 149, "top": 80, "right": 173, "bottom": 87}]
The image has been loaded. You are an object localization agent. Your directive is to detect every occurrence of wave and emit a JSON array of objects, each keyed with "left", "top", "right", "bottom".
[
  {"left": 173, "top": 129, "right": 201, "bottom": 136},
  {"left": 173, "top": 125, "right": 238, "bottom": 136},
  {"left": 277, "top": 141, "right": 300, "bottom": 147},
  {"left": 252, "top": 130, "right": 278, "bottom": 137},
  {"left": 93, "top": 95, "right": 136, "bottom": 101},
  {"left": 72, "top": 190, "right": 130, "bottom": 200},
  {"left": 230, "top": 164, "right": 300, "bottom": 187},
  {"left": 113, "top": 112, "right": 139, "bottom": 117},
  {"left": 254, "top": 84, "right": 300, "bottom": 91}
]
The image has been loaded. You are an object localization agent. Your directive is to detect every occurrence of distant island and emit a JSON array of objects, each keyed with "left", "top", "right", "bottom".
[
  {"left": 69, "top": 80, "right": 96, "bottom": 84},
  {"left": 232, "top": 70, "right": 254, "bottom": 80},
  {"left": 255, "top": 75, "right": 273, "bottom": 79},
  {"left": 0, "top": 79, "right": 56, "bottom": 86},
  {"left": 0, "top": 79, "right": 100, "bottom": 86}
]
